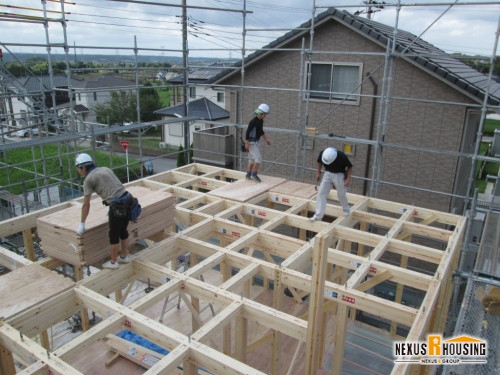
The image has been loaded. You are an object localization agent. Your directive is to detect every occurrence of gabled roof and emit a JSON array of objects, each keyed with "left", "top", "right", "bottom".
[
  {"left": 168, "top": 62, "right": 234, "bottom": 84},
  {"left": 72, "top": 75, "right": 135, "bottom": 90},
  {"left": 16, "top": 75, "right": 80, "bottom": 92},
  {"left": 211, "top": 7, "right": 500, "bottom": 106},
  {"left": 154, "top": 97, "right": 229, "bottom": 121}
]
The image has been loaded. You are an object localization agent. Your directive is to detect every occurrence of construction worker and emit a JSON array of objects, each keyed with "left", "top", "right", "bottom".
[
  {"left": 75, "top": 153, "right": 132, "bottom": 269},
  {"left": 244, "top": 103, "right": 271, "bottom": 183},
  {"left": 309, "top": 147, "right": 352, "bottom": 221},
  {"left": 143, "top": 158, "right": 154, "bottom": 176}
]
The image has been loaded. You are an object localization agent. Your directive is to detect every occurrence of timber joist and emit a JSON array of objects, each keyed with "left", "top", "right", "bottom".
[{"left": 0, "top": 163, "right": 466, "bottom": 375}]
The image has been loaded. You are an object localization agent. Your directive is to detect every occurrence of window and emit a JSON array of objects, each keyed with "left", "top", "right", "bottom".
[
  {"left": 307, "top": 62, "right": 361, "bottom": 103},
  {"left": 189, "top": 87, "right": 196, "bottom": 99},
  {"left": 93, "top": 92, "right": 97, "bottom": 101},
  {"left": 169, "top": 123, "right": 183, "bottom": 137},
  {"left": 217, "top": 92, "right": 224, "bottom": 103}
]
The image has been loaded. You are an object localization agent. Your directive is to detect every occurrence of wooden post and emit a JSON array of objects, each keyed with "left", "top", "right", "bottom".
[
  {"left": 332, "top": 303, "right": 348, "bottom": 375},
  {"left": 0, "top": 341, "right": 15, "bottom": 375},
  {"left": 235, "top": 316, "right": 247, "bottom": 361},
  {"left": 305, "top": 234, "right": 328, "bottom": 374},
  {"left": 74, "top": 266, "right": 90, "bottom": 332},
  {"left": 22, "top": 228, "right": 35, "bottom": 261},
  {"left": 270, "top": 266, "right": 285, "bottom": 374}
]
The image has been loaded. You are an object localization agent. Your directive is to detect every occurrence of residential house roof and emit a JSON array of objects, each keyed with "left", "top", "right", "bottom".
[
  {"left": 154, "top": 97, "right": 229, "bottom": 121},
  {"left": 72, "top": 75, "right": 135, "bottom": 90},
  {"left": 168, "top": 62, "right": 235, "bottom": 84},
  {"left": 72, "top": 104, "right": 91, "bottom": 113},
  {"left": 12, "top": 75, "right": 80, "bottom": 93},
  {"left": 211, "top": 7, "right": 500, "bottom": 106}
]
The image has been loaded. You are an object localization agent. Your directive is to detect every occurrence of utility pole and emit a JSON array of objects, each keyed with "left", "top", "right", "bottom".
[
  {"left": 182, "top": 0, "right": 190, "bottom": 164},
  {"left": 354, "top": 0, "right": 386, "bottom": 20}
]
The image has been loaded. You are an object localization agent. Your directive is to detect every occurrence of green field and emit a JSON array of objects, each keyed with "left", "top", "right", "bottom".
[{"left": 1, "top": 145, "right": 140, "bottom": 195}]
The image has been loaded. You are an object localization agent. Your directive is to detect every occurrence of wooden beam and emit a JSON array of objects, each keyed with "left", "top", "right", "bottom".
[
  {"left": 0, "top": 245, "right": 32, "bottom": 269},
  {"left": 356, "top": 270, "right": 392, "bottom": 292},
  {"left": 0, "top": 321, "right": 83, "bottom": 375}
]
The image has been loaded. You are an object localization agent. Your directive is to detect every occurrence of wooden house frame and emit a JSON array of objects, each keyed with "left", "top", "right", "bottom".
[{"left": 0, "top": 163, "right": 466, "bottom": 375}]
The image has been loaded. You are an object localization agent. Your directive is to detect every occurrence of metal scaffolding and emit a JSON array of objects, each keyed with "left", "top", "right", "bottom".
[{"left": 1, "top": 1, "right": 500, "bottom": 373}]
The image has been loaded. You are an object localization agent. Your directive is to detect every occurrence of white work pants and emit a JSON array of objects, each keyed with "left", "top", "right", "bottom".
[
  {"left": 313, "top": 171, "right": 350, "bottom": 219},
  {"left": 248, "top": 141, "right": 262, "bottom": 163}
]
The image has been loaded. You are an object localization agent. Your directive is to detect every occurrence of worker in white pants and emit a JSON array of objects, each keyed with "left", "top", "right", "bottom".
[
  {"left": 244, "top": 103, "right": 271, "bottom": 183},
  {"left": 310, "top": 147, "right": 353, "bottom": 221}
]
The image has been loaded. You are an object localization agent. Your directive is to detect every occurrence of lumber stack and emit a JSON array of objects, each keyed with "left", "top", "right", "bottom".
[{"left": 37, "top": 186, "right": 175, "bottom": 266}]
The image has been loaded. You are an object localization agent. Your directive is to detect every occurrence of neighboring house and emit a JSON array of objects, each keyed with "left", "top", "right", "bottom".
[
  {"left": 56, "top": 103, "right": 92, "bottom": 131},
  {"left": 154, "top": 97, "right": 230, "bottom": 148},
  {"left": 72, "top": 75, "right": 136, "bottom": 128},
  {"left": 168, "top": 62, "right": 232, "bottom": 108},
  {"left": 155, "top": 71, "right": 177, "bottom": 82},
  {"left": 210, "top": 7, "right": 500, "bottom": 214},
  {"left": 1, "top": 75, "right": 78, "bottom": 132}
]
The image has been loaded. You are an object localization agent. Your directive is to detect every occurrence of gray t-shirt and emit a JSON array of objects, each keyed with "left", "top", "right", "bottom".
[{"left": 83, "top": 167, "right": 126, "bottom": 204}]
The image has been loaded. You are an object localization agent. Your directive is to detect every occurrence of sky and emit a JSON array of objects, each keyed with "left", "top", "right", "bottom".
[{"left": 0, "top": 0, "right": 499, "bottom": 59}]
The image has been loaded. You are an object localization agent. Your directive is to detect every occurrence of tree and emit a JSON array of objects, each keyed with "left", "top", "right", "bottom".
[
  {"left": 177, "top": 145, "right": 185, "bottom": 167},
  {"left": 94, "top": 85, "right": 163, "bottom": 125},
  {"left": 94, "top": 90, "right": 136, "bottom": 125},
  {"left": 139, "top": 84, "right": 162, "bottom": 122}
]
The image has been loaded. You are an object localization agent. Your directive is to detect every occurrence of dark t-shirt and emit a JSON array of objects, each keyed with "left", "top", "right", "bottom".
[
  {"left": 245, "top": 116, "right": 265, "bottom": 141},
  {"left": 317, "top": 150, "right": 352, "bottom": 173}
]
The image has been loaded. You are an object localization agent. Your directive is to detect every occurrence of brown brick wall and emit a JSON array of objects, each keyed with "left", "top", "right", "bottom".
[{"left": 222, "top": 19, "right": 477, "bottom": 212}]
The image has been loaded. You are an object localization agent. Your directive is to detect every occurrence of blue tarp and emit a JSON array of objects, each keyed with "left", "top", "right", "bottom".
[
  {"left": 116, "top": 329, "right": 168, "bottom": 355},
  {"left": 115, "top": 330, "right": 211, "bottom": 374}
]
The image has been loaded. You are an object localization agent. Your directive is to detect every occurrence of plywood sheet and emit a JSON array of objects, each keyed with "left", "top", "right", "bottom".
[
  {"left": 269, "top": 180, "right": 318, "bottom": 199},
  {"left": 37, "top": 186, "right": 175, "bottom": 266},
  {"left": 208, "top": 175, "right": 286, "bottom": 202},
  {"left": 0, "top": 263, "right": 74, "bottom": 319}
]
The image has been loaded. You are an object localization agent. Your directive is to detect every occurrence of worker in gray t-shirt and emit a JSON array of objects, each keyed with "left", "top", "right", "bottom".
[{"left": 75, "top": 153, "right": 131, "bottom": 269}]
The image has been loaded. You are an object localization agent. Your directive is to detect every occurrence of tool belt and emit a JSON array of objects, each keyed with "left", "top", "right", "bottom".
[{"left": 109, "top": 192, "right": 133, "bottom": 218}]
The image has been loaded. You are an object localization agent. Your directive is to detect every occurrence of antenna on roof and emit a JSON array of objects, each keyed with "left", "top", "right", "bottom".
[{"left": 354, "top": 0, "right": 386, "bottom": 20}]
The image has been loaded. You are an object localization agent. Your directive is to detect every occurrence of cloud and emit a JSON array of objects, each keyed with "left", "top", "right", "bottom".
[
  {"left": 367, "top": 2, "right": 499, "bottom": 55},
  {"left": 1, "top": 0, "right": 498, "bottom": 58}
]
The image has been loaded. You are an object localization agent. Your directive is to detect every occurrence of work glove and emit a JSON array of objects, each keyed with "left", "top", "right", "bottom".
[{"left": 76, "top": 223, "right": 85, "bottom": 235}]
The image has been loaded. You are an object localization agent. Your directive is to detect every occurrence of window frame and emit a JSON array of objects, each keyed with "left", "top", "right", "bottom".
[
  {"left": 306, "top": 62, "right": 362, "bottom": 105},
  {"left": 189, "top": 86, "right": 196, "bottom": 99}
]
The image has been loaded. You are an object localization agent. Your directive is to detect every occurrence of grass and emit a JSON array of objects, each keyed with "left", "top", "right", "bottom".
[
  {"left": 1, "top": 145, "right": 140, "bottom": 195},
  {"left": 126, "top": 137, "right": 162, "bottom": 150},
  {"left": 484, "top": 118, "right": 500, "bottom": 135},
  {"left": 475, "top": 140, "right": 499, "bottom": 193},
  {"left": 156, "top": 87, "right": 172, "bottom": 107}
]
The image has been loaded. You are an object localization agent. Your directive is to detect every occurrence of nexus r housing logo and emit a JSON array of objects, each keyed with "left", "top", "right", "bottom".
[{"left": 394, "top": 335, "right": 488, "bottom": 365}]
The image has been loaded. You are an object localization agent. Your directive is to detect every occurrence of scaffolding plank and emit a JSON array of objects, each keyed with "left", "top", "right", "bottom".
[
  {"left": 269, "top": 180, "right": 317, "bottom": 199},
  {"left": 208, "top": 175, "right": 286, "bottom": 202}
]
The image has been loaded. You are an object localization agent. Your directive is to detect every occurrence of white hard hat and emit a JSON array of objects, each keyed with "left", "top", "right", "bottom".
[
  {"left": 256, "top": 103, "right": 269, "bottom": 114},
  {"left": 75, "top": 153, "right": 94, "bottom": 167},
  {"left": 321, "top": 147, "right": 338, "bottom": 165}
]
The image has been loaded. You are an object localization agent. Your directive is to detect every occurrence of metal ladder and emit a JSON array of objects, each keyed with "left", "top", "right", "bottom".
[{"left": 158, "top": 254, "right": 215, "bottom": 323}]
